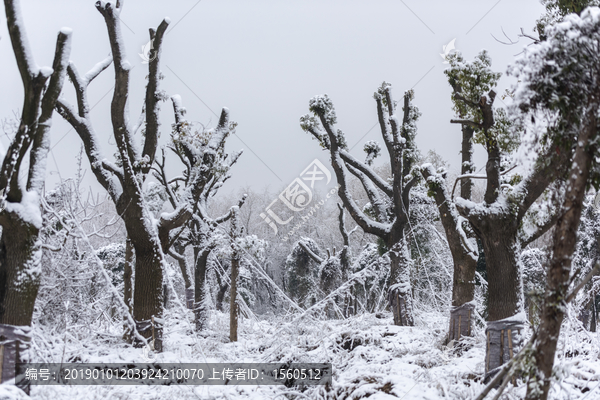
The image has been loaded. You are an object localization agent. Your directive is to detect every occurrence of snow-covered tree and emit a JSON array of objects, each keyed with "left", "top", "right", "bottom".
[
  {"left": 0, "top": 0, "right": 71, "bottom": 388},
  {"left": 509, "top": 8, "right": 600, "bottom": 398},
  {"left": 572, "top": 193, "right": 600, "bottom": 331},
  {"left": 521, "top": 247, "right": 547, "bottom": 327},
  {"left": 535, "top": 0, "right": 600, "bottom": 40},
  {"left": 301, "top": 82, "right": 421, "bottom": 326},
  {"left": 285, "top": 238, "right": 322, "bottom": 308},
  {"left": 421, "top": 51, "right": 514, "bottom": 343},
  {"left": 55, "top": 0, "right": 244, "bottom": 349},
  {"left": 151, "top": 95, "right": 245, "bottom": 330},
  {"left": 55, "top": 3, "right": 173, "bottom": 350},
  {"left": 437, "top": 44, "right": 570, "bottom": 376}
]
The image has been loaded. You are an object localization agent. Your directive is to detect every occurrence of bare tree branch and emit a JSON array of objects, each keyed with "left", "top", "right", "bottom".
[
  {"left": 27, "top": 28, "right": 72, "bottom": 193},
  {"left": 298, "top": 240, "right": 324, "bottom": 264},
  {"left": 141, "top": 18, "right": 170, "bottom": 175}
]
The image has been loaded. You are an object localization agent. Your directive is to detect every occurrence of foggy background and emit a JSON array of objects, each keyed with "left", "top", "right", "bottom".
[{"left": 0, "top": 0, "right": 544, "bottom": 196}]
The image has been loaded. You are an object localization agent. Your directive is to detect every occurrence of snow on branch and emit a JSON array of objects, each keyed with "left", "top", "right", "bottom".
[
  {"left": 4, "top": 0, "right": 39, "bottom": 84},
  {"left": 141, "top": 17, "right": 170, "bottom": 175}
]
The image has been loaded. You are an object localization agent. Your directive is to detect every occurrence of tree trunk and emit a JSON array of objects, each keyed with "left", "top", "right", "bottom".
[
  {"left": 477, "top": 221, "right": 525, "bottom": 377},
  {"left": 448, "top": 250, "right": 477, "bottom": 343},
  {"left": 230, "top": 252, "right": 239, "bottom": 342},
  {"left": 193, "top": 246, "right": 212, "bottom": 331},
  {"left": 460, "top": 125, "right": 475, "bottom": 200},
  {"left": 173, "top": 241, "right": 193, "bottom": 309},
  {"left": 122, "top": 236, "right": 134, "bottom": 340},
  {"left": 422, "top": 165, "right": 478, "bottom": 341},
  {"left": 525, "top": 121, "right": 595, "bottom": 400},
  {"left": 590, "top": 296, "right": 596, "bottom": 332},
  {"left": 119, "top": 193, "right": 165, "bottom": 352},
  {"left": 230, "top": 208, "right": 240, "bottom": 342},
  {"left": 458, "top": 203, "right": 526, "bottom": 378},
  {"left": 216, "top": 287, "right": 227, "bottom": 311},
  {"left": 480, "top": 228, "right": 522, "bottom": 322},
  {"left": 131, "top": 243, "right": 164, "bottom": 352},
  {"left": 388, "top": 236, "right": 414, "bottom": 326},
  {"left": 0, "top": 215, "right": 39, "bottom": 392}
]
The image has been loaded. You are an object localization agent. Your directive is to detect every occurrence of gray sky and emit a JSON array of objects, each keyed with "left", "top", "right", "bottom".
[{"left": 0, "top": 0, "right": 545, "bottom": 196}]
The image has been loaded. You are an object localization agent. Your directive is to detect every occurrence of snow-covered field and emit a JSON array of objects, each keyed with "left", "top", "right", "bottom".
[{"left": 2, "top": 306, "right": 599, "bottom": 400}]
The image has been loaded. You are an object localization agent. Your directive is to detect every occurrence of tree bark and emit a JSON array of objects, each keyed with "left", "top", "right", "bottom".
[
  {"left": 460, "top": 125, "right": 475, "bottom": 200},
  {"left": 119, "top": 188, "right": 165, "bottom": 352},
  {"left": 193, "top": 245, "right": 213, "bottom": 331},
  {"left": 122, "top": 236, "right": 134, "bottom": 340},
  {"left": 388, "top": 236, "right": 414, "bottom": 326},
  {"left": 0, "top": 215, "right": 39, "bottom": 392}
]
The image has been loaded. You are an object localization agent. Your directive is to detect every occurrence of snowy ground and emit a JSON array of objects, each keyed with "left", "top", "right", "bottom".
[{"left": 2, "top": 307, "right": 600, "bottom": 399}]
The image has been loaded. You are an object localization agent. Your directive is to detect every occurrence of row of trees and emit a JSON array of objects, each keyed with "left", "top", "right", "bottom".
[
  {"left": 3, "top": 1, "right": 600, "bottom": 399},
  {"left": 297, "top": 3, "right": 600, "bottom": 400},
  {"left": 0, "top": 0, "right": 249, "bottom": 388}
]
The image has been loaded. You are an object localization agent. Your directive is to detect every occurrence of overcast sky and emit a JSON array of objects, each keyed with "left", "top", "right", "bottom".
[{"left": 0, "top": 0, "right": 545, "bottom": 197}]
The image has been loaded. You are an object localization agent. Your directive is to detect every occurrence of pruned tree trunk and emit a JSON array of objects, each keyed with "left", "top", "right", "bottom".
[
  {"left": 388, "top": 238, "right": 414, "bottom": 326},
  {"left": 0, "top": 218, "right": 38, "bottom": 393},
  {"left": 152, "top": 102, "right": 245, "bottom": 325},
  {"left": 129, "top": 234, "right": 164, "bottom": 351},
  {"left": 55, "top": 2, "right": 171, "bottom": 352},
  {"left": 193, "top": 245, "right": 213, "bottom": 331},
  {"left": 470, "top": 215, "right": 526, "bottom": 378},
  {"left": 0, "top": 0, "right": 71, "bottom": 390},
  {"left": 454, "top": 100, "right": 565, "bottom": 377}
]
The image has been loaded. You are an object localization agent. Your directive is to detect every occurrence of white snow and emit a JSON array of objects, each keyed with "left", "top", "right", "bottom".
[{"left": 4, "top": 190, "right": 43, "bottom": 229}]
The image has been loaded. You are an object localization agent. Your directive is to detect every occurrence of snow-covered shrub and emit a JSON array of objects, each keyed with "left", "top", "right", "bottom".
[{"left": 284, "top": 238, "right": 322, "bottom": 307}]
